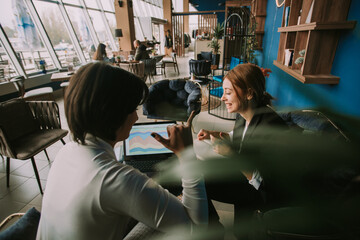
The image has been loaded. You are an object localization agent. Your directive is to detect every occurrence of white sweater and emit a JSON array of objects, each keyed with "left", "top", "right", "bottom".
[{"left": 37, "top": 134, "right": 207, "bottom": 239}]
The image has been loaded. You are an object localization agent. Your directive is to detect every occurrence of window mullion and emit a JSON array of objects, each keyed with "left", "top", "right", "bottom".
[
  {"left": 0, "top": 25, "right": 27, "bottom": 78},
  {"left": 58, "top": 0, "right": 87, "bottom": 64},
  {"left": 24, "top": 0, "right": 62, "bottom": 69}
]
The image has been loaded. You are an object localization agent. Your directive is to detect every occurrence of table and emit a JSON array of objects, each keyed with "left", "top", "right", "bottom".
[
  {"left": 50, "top": 71, "right": 74, "bottom": 82},
  {"left": 117, "top": 62, "right": 145, "bottom": 79},
  {"left": 151, "top": 55, "right": 164, "bottom": 63}
]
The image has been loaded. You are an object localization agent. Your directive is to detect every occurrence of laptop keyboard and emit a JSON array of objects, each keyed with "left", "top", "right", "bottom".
[{"left": 124, "top": 159, "right": 165, "bottom": 173}]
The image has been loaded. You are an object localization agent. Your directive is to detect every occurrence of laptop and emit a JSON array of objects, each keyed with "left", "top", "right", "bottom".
[{"left": 123, "top": 121, "right": 176, "bottom": 172}]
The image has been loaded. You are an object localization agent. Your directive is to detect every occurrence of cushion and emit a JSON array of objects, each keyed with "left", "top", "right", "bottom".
[
  {"left": 12, "top": 129, "right": 68, "bottom": 159},
  {"left": 212, "top": 75, "right": 223, "bottom": 83},
  {"left": 187, "top": 89, "right": 201, "bottom": 106},
  {"left": 0, "top": 207, "right": 40, "bottom": 240},
  {"left": 200, "top": 51, "right": 212, "bottom": 61},
  {"left": 0, "top": 99, "right": 39, "bottom": 142},
  {"left": 24, "top": 87, "right": 53, "bottom": 98},
  {"left": 169, "top": 79, "right": 186, "bottom": 91},
  {"left": 230, "top": 57, "right": 240, "bottom": 70},
  {"left": 176, "top": 90, "right": 188, "bottom": 100},
  {"left": 184, "top": 81, "right": 198, "bottom": 93}
]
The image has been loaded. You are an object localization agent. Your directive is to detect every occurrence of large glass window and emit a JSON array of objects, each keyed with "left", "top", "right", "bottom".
[
  {"left": 0, "top": 0, "right": 55, "bottom": 74},
  {"left": 84, "top": 0, "right": 98, "bottom": 9},
  {"left": 88, "top": 9, "right": 113, "bottom": 53},
  {"left": 105, "top": 13, "right": 118, "bottom": 49},
  {"left": 34, "top": 1, "right": 79, "bottom": 68},
  {"left": 101, "top": 0, "right": 115, "bottom": 12},
  {"left": 65, "top": 5, "right": 96, "bottom": 61},
  {"left": 0, "top": 44, "right": 17, "bottom": 81}
]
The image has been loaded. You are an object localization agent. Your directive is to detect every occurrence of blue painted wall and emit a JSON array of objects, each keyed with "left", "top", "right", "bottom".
[{"left": 261, "top": 0, "right": 360, "bottom": 117}]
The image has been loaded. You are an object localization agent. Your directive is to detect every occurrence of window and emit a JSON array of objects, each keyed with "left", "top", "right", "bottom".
[
  {"left": 101, "top": 0, "right": 115, "bottom": 12},
  {"left": 0, "top": 44, "right": 17, "bottom": 80},
  {"left": 84, "top": 0, "right": 98, "bottom": 9},
  {"left": 88, "top": 9, "right": 113, "bottom": 52},
  {"left": 65, "top": 5, "right": 96, "bottom": 61},
  {"left": 34, "top": 1, "right": 79, "bottom": 68},
  {"left": 105, "top": 13, "right": 118, "bottom": 49},
  {"left": 0, "top": 0, "right": 55, "bottom": 74}
]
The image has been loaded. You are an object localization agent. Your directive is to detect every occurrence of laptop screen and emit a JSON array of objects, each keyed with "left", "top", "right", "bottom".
[{"left": 123, "top": 121, "right": 176, "bottom": 161}]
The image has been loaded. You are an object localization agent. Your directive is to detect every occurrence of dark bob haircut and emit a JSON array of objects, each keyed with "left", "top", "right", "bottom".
[{"left": 65, "top": 62, "right": 148, "bottom": 144}]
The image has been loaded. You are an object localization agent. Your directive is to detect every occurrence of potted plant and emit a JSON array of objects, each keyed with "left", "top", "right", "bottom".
[
  {"left": 208, "top": 22, "right": 224, "bottom": 66},
  {"left": 295, "top": 49, "right": 305, "bottom": 71}
]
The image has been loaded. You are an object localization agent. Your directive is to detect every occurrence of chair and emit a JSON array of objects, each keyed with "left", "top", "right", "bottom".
[
  {"left": 189, "top": 59, "right": 212, "bottom": 83},
  {"left": 142, "top": 79, "right": 202, "bottom": 122},
  {"left": 10, "top": 76, "right": 54, "bottom": 101},
  {"left": 0, "top": 207, "right": 40, "bottom": 240},
  {"left": 277, "top": 109, "right": 350, "bottom": 141},
  {"left": 197, "top": 51, "right": 212, "bottom": 62},
  {"left": 141, "top": 58, "right": 157, "bottom": 85},
  {"left": 0, "top": 98, "right": 68, "bottom": 194},
  {"left": 161, "top": 52, "right": 180, "bottom": 77},
  {"left": 118, "top": 62, "right": 145, "bottom": 80}
]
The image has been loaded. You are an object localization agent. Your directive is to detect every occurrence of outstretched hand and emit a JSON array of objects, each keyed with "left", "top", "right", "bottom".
[
  {"left": 151, "top": 111, "right": 196, "bottom": 156},
  {"left": 210, "top": 132, "right": 231, "bottom": 156}
]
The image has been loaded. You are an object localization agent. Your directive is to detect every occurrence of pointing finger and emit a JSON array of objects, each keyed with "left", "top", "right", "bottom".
[{"left": 186, "top": 111, "right": 196, "bottom": 127}]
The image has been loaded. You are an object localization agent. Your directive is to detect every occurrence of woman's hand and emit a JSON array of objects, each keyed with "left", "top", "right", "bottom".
[
  {"left": 197, "top": 130, "right": 224, "bottom": 141},
  {"left": 197, "top": 129, "right": 210, "bottom": 140},
  {"left": 210, "top": 132, "right": 232, "bottom": 156},
  {"left": 151, "top": 111, "right": 196, "bottom": 157}
]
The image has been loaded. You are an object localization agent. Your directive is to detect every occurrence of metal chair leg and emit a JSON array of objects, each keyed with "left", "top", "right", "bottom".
[
  {"left": 176, "top": 63, "right": 180, "bottom": 75},
  {"left": 31, "top": 157, "right": 43, "bottom": 195},
  {"left": 43, "top": 149, "right": 50, "bottom": 163},
  {"left": 61, "top": 139, "right": 66, "bottom": 145},
  {"left": 6, "top": 157, "right": 10, "bottom": 188}
]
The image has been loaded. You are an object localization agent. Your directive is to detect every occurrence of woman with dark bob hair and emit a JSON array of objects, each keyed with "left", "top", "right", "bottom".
[
  {"left": 197, "top": 63, "right": 288, "bottom": 237},
  {"left": 37, "top": 62, "right": 208, "bottom": 239}
]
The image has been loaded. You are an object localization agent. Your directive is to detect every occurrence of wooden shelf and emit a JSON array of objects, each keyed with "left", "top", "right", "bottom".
[
  {"left": 273, "top": 61, "right": 340, "bottom": 84},
  {"left": 274, "top": 0, "right": 356, "bottom": 85},
  {"left": 279, "top": 21, "right": 357, "bottom": 32}
]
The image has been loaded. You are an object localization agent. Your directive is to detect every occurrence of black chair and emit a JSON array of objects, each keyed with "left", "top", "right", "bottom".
[
  {"left": 141, "top": 58, "right": 157, "bottom": 85},
  {"left": 189, "top": 59, "right": 212, "bottom": 84},
  {"left": 142, "top": 79, "right": 202, "bottom": 122},
  {"left": 161, "top": 53, "right": 180, "bottom": 77},
  {"left": 0, "top": 98, "right": 68, "bottom": 194},
  {"left": 197, "top": 51, "right": 212, "bottom": 61},
  {"left": 277, "top": 109, "right": 350, "bottom": 141}
]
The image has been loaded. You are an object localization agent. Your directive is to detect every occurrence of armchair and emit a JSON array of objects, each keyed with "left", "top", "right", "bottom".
[
  {"left": 197, "top": 51, "right": 212, "bottom": 62},
  {"left": 0, "top": 98, "right": 68, "bottom": 194},
  {"left": 142, "top": 79, "right": 202, "bottom": 122},
  {"left": 141, "top": 58, "right": 157, "bottom": 84},
  {"left": 189, "top": 59, "right": 211, "bottom": 83}
]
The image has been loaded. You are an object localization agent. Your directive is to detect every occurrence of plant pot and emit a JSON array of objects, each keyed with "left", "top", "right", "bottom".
[{"left": 212, "top": 54, "right": 220, "bottom": 66}]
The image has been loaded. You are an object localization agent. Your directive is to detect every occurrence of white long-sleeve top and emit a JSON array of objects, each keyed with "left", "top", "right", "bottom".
[{"left": 37, "top": 134, "right": 207, "bottom": 240}]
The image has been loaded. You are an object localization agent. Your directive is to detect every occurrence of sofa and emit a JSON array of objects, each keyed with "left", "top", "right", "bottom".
[{"left": 142, "top": 79, "right": 202, "bottom": 122}]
